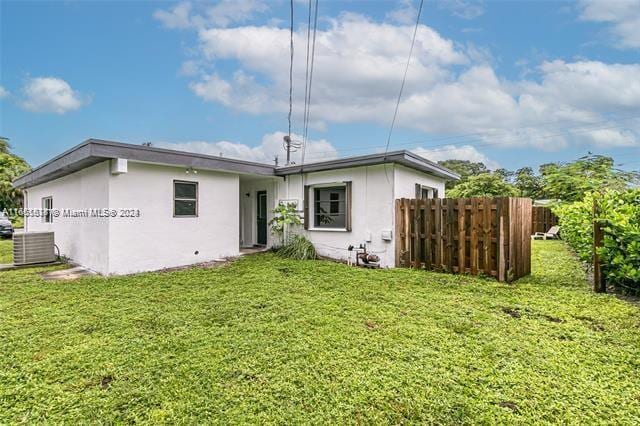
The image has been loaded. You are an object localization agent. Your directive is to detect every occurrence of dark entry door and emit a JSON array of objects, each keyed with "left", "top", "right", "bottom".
[{"left": 257, "top": 191, "right": 267, "bottom": 245}]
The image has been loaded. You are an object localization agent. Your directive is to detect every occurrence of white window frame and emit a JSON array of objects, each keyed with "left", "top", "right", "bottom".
[
  {"left": 42, "top": 196, "right": 53, "bottom": 223},
  {"left": 309, "top": 183, "right": 348, "bottom": 232}
]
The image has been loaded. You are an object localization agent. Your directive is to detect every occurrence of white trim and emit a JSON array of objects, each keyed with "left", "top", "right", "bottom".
[{"left": 308, "top": 227, "right": 349, "bottom": 232}]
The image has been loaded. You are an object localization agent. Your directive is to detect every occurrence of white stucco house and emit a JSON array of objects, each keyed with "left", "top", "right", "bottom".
[{"left": 14, "top": 139, "right": 459, "bottom": 275}]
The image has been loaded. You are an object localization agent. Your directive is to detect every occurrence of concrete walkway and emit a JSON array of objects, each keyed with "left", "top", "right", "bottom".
[{"left": 41, "top": 266, "right": 96, "bottom": 281}]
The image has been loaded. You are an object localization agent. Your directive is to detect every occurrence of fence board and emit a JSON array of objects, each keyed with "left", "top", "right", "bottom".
[
  {"left": 531, "top": 206, "right": 558, "bottom": 234},
  {"left": 395, "top": 197, "right": 532, "bottom": 282}
]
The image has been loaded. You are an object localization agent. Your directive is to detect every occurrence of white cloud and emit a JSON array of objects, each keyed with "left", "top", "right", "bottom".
[
  {"left": 154, "top": 0, "right": 267, "bottom": 30},
  {"left": 438, "top": 0, "right": 485, "bottom": 20},
  {"left": 20, "top": 77, "right": 88, "bottom": 114},
  {"left": 158, "top": 6, "right": 640, "bottom": 151},
  {"left": 0, "top": 86, "right": 8, "bottom": 99},
  {"left": 386, "top": 0, "right": 418, "bottom": 25},
  {"left": 412, "top": 144, "right": 500, "bottom": 169},
  {"left": 156, "top": 131, "right": 337, "bottom": 165},
  {"left": 205, "top": 0, "right": 267, "bottom": 27},
  {"left": 179, "top": 60, "right": 201, "bottom": 76},
  {"left": 153, "top": 2, "right": 195, "bottom": 29},
  {"left": 579, "top": 0, "right": 640, "bottom": 48}
]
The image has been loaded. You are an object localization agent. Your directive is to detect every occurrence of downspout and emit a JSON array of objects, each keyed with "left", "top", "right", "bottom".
[{"left": 23, "top": 189, "right": 28, "bottom": 232}]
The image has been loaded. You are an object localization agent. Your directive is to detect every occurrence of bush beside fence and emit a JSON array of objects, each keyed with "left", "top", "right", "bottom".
[{"left": 554, "top": 190, "right": 640, "bottom": 294}]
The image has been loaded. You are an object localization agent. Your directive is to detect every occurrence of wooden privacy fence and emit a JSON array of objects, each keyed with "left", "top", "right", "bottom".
[
  {"left": 395, "top": 197, "right": 532, "bottom": 282},
  {"left": 531, "top": 206, "right": 558, "bottom": 234}
]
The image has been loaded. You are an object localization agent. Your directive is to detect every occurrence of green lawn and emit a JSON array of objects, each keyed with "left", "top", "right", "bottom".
[
  {"left": 1, "top": 240, "right": 639, "bottom": 423},
  {"left": 0, "top": 238, "right": 11, "bottom": 263}
]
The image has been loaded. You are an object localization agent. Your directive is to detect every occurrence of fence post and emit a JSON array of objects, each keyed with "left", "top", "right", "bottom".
[{"left": 592, "top": 199, "right": 606, "bottom": 293}]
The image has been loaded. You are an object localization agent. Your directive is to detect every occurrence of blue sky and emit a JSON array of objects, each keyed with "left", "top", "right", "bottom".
[{"left": 1, "top": 0, "right": 639, "bottom": 172}]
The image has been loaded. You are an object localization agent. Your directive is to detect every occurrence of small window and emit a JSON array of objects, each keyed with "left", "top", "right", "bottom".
[
  {"left": 42, "top": 197, "right": 53, "bottom": 223},
  {"left": 314, "top": 186, "right": 346, "bottom": 229},
  {"left": 174, "top": 181, "right": 198, "bottom": 217},
  {"left": 417, "top": 184, "right": 438, "bottom": 199}
]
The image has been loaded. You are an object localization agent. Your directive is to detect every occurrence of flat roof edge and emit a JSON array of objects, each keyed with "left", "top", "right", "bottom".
[{"left": 275, "top": 150, "right": 460, "bottom": 180}]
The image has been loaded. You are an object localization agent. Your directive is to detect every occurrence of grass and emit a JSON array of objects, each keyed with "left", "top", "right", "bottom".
[
  {"left": 1, "top": 240, "right": 639, "bottom": 423},
  {"left": 0, "top": 238, "right": 12, "bottom": 263}
]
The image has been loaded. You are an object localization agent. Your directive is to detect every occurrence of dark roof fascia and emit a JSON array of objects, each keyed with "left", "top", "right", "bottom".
[
  {"left": 13, "top": 139, "right": 276, "bottom": 189},
  {"left": 275, "top": 150, "right": 460, "bottom": 180}
]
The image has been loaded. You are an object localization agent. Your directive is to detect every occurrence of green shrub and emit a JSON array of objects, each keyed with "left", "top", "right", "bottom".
[
  {"left": 277, "top": 235, "right": 317, "bottom": 260},
  {"left": 554, "top": 190, "right": 640, "bottom": 293},
  {"left": 598, "top": 190, "right": 640, "bottom": 290},
  {"left": 269, "top": 202, "right": 301, "bottom": 247},
  {"left": 553, "top": 193, "right": 594, "bottom": 263}
]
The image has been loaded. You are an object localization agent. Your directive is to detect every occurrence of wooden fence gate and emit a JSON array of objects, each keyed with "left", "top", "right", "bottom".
[
  {"left": 395, "top": 197, "right": 532, "bottom": 282},
  {"left": 531, "top": 206, "right": 558, "bottom": 234}
]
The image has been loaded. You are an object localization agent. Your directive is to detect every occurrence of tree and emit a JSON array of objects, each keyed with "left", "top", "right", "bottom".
[
  {"left": 514, "top": 167, "right": 543, "bottom": 199},
  {"left": 437, "top": 160, "right": 488, "bottom": 189},
  {"left": 0, "top": 137, "right": 31, "bottom": 211},
  {"left": 447, "top": 172, "right": 518, "bottom": 198},
  {"left": 540, "top": 154, "right": 638, "bottom": 202}
]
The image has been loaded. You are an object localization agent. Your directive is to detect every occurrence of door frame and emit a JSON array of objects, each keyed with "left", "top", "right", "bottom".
[{"left": 256, "top": 190, "right": 268, "bottom": 246}]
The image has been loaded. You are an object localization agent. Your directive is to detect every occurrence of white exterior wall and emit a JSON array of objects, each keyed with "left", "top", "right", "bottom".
[
  {"left": 393, "top": 164, "right": 446, "bottom": 199},
  {"left": 23, "top": 162, "right": 110, "bottom": 273},
  {"left": 276, "top": 164, "right": 395, "bottom": 266},
  {"left": 276, "top": 164, "right": 447, "bottom": 268},
  {"left": 239, "top": 178, "right": 279, "bottom": 248},
  {"left": 107, "top": 162, "right": 240, "bottom": 275},
  {"left": 21, "top": 158, "right": 447, "bottom": 274}
]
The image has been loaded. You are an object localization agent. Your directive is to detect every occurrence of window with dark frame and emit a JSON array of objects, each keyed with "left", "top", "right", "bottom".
[
  {"left": 174, "top": 181, "right": 198, "bottom": 217},
  {"left": 314, "top": 186, "right": 346, "bottom": 229},
  {"left": 42, "top": 196, "right": 53, "bottom": 223},
  {"left": 418, "top": 185, "right": 438, "bottom": 199}
]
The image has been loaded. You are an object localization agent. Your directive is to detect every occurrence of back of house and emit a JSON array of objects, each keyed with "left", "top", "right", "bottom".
[{"left": 13, "top": 139, "right": 458, "bottom": 274}]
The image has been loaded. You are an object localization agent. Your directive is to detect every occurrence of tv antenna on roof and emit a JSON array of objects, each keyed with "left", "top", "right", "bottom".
[{"left": 283, "top": 135, "right": 302, "bottom": 165}]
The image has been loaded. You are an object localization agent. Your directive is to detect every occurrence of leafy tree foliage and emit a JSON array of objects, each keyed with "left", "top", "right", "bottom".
[
  {"left": 437, "top": 160, "right": 487, "bottom": 190},
  {"left": 0, "top": 137, "right": 30, "bottom": 211},
  {"left": 437, "top": 153, "right": 637, "bottom": 201},
  {"left": 540, "top": 154, "right": 637, "bottom": 202},
  {"left": 513, "top": 167, "right": 543, "bottom": 199},
  {"left": 446, "top": 173, "right": 518, "bottom": 198}
]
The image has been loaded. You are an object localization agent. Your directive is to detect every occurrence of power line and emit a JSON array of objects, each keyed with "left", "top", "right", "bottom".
[
  {"left": 287, "top": 0, "right": 294, "bottom": 138},
  {"left": 300, "top": 114, "right": 640, "bottom": 161},
  {"left": 383, "top": 0, "right": 424, "bottom": 161},
  {"left": 300, "top": 0, "right": 319, "bottom": 167},
  {"left": 301, "top": 0, "right": 312, "bottom": 160}
]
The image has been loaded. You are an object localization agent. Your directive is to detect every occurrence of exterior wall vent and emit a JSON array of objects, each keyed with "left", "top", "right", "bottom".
[{"left": 12, "top": 232, "right": 56, "bottom": 265}]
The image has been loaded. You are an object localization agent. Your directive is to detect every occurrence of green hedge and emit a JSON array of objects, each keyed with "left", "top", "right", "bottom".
[{"left": 554, "top": 190, "right": 640, "bottom": 293}]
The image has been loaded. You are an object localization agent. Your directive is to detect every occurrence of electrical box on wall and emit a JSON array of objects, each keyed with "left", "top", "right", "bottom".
[
  {"left": 381, "top": 229, "right": 392, "bottom": 241},
  {"left": 110, "top": 158, "right": 128, "bottom": 175}
]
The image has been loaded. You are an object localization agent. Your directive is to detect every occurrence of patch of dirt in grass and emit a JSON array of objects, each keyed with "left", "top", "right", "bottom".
[
  {"left": 100, "top": 376, "right": 114, "bottom": 389},
  {"left": 497, "top": 401, "right": 519, "bottom": 413},
  {"left": 228, "top": 370, "right": 261, "bottom": 382},
  {"left": 364, "top": 320, "right": 379, "bottom": 330},
  {"left": 540, "top": 314, "right": 564, "bottom": 323},
  {"left": 573, "top": 315, "right": 605, "bottom": 331},
  {"left": 502, "top": 307, "right": 521, "bottom": 319},
  {"left": 277, "top": 267, "right": 292, "bottom": 276}
]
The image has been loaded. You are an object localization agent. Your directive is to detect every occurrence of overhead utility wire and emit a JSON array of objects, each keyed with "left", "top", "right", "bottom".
[
  {"left": 301, "top": 0, "right": 313, "bottom": 158},
  {"left": 300, "top": 114, "right": 640, "bottom": 160},
  {"left": 300, "top": 0, "right": 319, "bottom": 167},
  {"left": 287, "top": 0, "right": 294, "bottom": 138},
  {"left": 383, "top": 0, "right": 424, "bottom": 160},
  {"left": 304, "top": 120, "right": 640, "bottom": 161}
]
